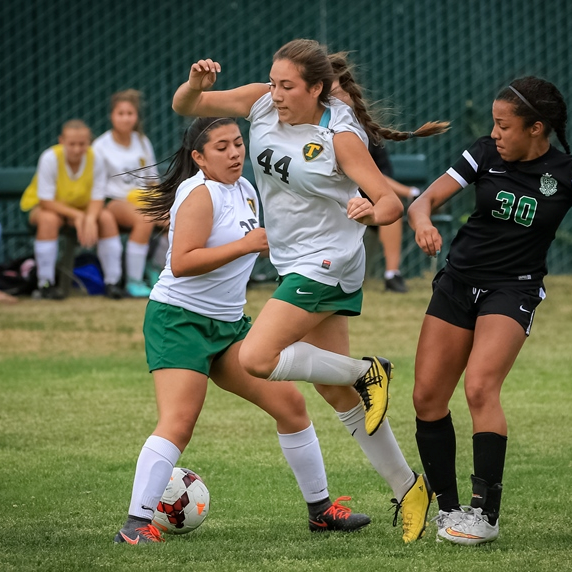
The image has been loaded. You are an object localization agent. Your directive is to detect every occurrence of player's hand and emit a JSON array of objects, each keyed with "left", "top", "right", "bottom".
[
  {"left": 73, "top": 212, "right": 86, "bottom": 245},
  {"left": 241, "top": 227, "right": 268, "bottom": 254},
  {"left": 188, "top": 59, "right": 221, "bottom": 91},
  {"left": 347, "top": 197, "right": 376, "bottom": 225},
  {"left": 414, "top": 222, "right": 442, "bottom": 257},
  {"left": 81, "top": 216, "right": 99, "bottom": 248}
]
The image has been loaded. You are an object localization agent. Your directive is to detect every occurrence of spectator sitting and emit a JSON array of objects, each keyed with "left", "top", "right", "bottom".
[
  {"left": 20, "top": 119, "right": 124, "bottom": 300},
  {"left": 93, "top": 89, "right": 161, "bottom": 298}
]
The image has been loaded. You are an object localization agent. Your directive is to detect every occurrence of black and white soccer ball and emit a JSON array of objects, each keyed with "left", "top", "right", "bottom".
[{"left": 152, "top": 467, "right": 210, "bottom": 534}]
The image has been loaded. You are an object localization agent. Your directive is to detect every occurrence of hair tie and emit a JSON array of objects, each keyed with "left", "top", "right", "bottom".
[
  {"left": 408, "top": 132, "right": 416, "bottom": 139},
  {"left": 508, "top": 85, "right": 549, "bottom": 124}
]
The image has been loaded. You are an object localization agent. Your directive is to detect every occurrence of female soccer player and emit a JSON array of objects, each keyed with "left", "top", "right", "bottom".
[
  {"left": 114, "top": 117, "right": 371, "bottom": 544},
  {"left": 93, "top": 89, "right": 159, "bottom": 297},
  {"left": 171, "top": 39, "right": 449, "bottom": 542},
  {"left": 408, "top": 76, "right": 571, "bottom": 545},
  {"left": 20, "top": 120, "right": 124, "bottom": 299}
]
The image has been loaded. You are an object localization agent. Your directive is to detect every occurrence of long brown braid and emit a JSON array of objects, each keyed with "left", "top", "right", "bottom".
[
  {"left": 273, "top": 39, "right": 449, "bottom": 144},
  {"left": 328, "top": 51, "right": 449, "bottom": 144}
]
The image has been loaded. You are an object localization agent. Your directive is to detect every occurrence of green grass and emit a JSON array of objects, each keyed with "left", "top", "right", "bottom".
[{"left": 1, "top": 275, "right": 571, "bottom": 571}]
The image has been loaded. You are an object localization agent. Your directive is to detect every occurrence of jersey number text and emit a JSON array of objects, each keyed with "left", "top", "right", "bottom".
[
  {"left": 257, "top": 149, "right": 292, "bottom": 184},
  {"left": 491, "top": 191, "right": 537, "bottom": 227}
]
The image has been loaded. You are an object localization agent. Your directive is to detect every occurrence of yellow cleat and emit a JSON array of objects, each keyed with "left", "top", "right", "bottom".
[
  {"left": 353, "top": 356, "right": 392, "bottom": 436},
  {"left": 392, "top": 473, "right": 434, "bottom": 543}
]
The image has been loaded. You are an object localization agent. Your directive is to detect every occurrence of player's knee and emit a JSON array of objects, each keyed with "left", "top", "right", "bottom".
[
  {"left": 284, "top": 387, "right": 307, "bottom": 417},
  {"left": 271, "top": 387, "right": 310, "bottom": 431},
  {"left": 413, "top": 384, "right": 441, "bottom": 418},
  {"left": 132, "top": 212, "right": 155, "bottom": 233},
  {"left": 157, "top": 410, "right": 199, "bottom": 447},
  {"left": 36, "top": 209, "right": 64, "bottom": 234},
  {"left": 238, "top": 343, "right": 273, "bottom": 379},
  {"left": 465, "top": 382, "right": 493, "bottom": 412},
  {"left": 98, "top": 208, "right": 119, "bottom": 233}
]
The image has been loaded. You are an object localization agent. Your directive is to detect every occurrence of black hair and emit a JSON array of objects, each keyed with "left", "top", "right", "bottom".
[
  {"left": 496, "top": 76, "right": 570, "bottom": 154},
  {"left": 139, "top": 117, "right": 237, "bottom": 223}
]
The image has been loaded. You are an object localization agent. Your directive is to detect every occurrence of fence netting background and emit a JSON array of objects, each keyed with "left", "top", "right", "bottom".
[{"left": 2, "top": 0, "right": 571, "bottom": 275}]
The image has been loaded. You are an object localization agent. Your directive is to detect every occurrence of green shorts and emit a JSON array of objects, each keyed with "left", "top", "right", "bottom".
[
  {"left": 271, "top": 273, "right": 362, "bottom": 316},
  {"left": 143, "top": 300, "right": 251, "bottom": 374}
]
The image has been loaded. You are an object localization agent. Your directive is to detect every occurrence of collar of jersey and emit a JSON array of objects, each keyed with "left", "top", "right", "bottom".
[{"left": 319, "top": 107, "right": 331, "bottom": 128}]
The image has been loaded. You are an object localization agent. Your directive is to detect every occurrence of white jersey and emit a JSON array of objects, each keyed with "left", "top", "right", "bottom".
[
  {"left": 247, "top": 93, "right": 368, "bottom": 293},
  {"left": 92, "top": 130, "right": 159, "bottom": 199},
  {"left": 150, "top": 171, "right": 260, "bottom": 321}
]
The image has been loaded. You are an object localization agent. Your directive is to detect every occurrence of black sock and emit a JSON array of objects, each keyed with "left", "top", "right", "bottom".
[
  {"left": 472, "top": 432, "right": 506, "bottom": 524},
  {"left": 307, "top": 497, "right": 331, "bottom": 519},
  {"left": 473, "top": 432, "right": 507, "bottom": 485},
  {"left": 416, "top": 412, "right": 460, "bottom": 512}
]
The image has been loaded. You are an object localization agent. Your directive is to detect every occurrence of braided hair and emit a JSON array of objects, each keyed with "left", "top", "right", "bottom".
[{"left": 273, "top": 39, "right": 449, "bottom": 145}]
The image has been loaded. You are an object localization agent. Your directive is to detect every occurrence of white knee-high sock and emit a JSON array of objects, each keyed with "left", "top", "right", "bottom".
[
  {"left": 34, "top": 239, "right": 58, "bottom": 286},
  {"left": 278, "top": 423, "right": 329, "bottom": 503},
  {"left": 128, "top": 435, "right": 182, "bottom": 520},
  {"left": 97, "top": 235, "right": 123, "bottom": 285},
  {"left": 268, "top": 342, "right": 370, "bottom": 386},
  {"left": 126, "top": 240, "right": 149, "bottom": 283},
  {"left": 337, "top": 404, "right": 415, "bottom": 501}
]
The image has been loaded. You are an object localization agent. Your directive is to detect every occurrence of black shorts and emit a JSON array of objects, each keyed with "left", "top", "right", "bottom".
[{"left": 426, "top": 269, "right": 546, "bottom": 336}]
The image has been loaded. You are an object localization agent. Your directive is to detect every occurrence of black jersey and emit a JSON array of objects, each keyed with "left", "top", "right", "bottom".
[
  {"left": 444, "top": 136, "right": 572, "bottom": 289},
  {"left": 369, "top": 143, "right": 394, "bottom": 178}
]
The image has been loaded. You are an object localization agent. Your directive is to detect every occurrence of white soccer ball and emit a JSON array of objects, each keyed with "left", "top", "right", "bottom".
[{"left": 152, "top": 467, "right": 210, "bottom": 534}]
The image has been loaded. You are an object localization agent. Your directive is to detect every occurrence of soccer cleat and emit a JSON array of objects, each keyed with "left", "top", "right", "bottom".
[
  {"left": 31, "top": 282, "right": 65, "bottom": 300},
  {"left": 114, "top": 516, "right": 165, "bottom": 544},
  {"left": 392, "top": 472, "right": 434, "bottom": 543},
  {"left": 433, "top": 508, "right": 466, "bottom": 542},
  {"left": 309, "top": 496, "right": 371, "bottom": 532},
  {"left": 353, "top": 356, "right": 393, "bottom": 436},
  {"left": 146, "top": 264, "right": 162, "bottom": 287},
  {"left": 435, "top": 506, "right": 499, "bottom": 545},
  {"left": 385, "top": 274, "right": 408, "bottom": 293},
  {"left": 125, "top": 280, "right": 152, "bottom": 298},
  {"left": 104, "top": 282, "right": 125, "bottom": 300}
]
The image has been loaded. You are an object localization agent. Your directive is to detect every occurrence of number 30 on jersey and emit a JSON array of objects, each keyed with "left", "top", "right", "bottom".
[{"left": 492, "top": 191, "right": 537, "bottom": 227}]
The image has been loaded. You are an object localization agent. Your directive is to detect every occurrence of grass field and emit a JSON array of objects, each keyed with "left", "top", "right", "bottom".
[{"left": 1, "top": 275, "right": 571, "bottom": 571}]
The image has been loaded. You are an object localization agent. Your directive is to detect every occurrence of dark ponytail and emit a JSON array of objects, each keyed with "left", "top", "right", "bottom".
[
  {"left": 497, "top": 76, "right": 570, "bottom": 154},
  {"left": 139, "top": 117, "right": 237, "bottom": 222}
]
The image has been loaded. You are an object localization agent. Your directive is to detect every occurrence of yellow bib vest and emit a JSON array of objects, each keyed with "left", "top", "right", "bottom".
[{"left": 20, "top": 145, "right": 95, "bottom": 212}]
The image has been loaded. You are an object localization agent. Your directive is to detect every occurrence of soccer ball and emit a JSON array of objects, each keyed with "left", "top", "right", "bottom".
[{"left": 152, "top": 467, "right": 210, "bottom": 534}]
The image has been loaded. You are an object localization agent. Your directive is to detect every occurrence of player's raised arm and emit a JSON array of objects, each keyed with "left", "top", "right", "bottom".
[{"left": 172, "top": 58, "right": 269, "bottom": 118}]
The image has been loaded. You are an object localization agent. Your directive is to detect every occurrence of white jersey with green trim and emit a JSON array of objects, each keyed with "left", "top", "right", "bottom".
[
  {"left": 247, "top": 93, "right": 368, "bottom": 293},
  {"left": 92, "top": 130, "right": 159, "bottom": 200},
  {"left": 150, "top": 171, "right": 260, "bottom": 321}
]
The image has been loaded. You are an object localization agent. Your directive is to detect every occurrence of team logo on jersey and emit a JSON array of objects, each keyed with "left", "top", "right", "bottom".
[
  {"left": 246, "top": 198, "right": 256, "bottom": 214},
  {"left": 303, "top": 143, "right": 324, "bottom": 161},
  {"left": 139, "top": 157, "right": 146, "bottom": 167},
  {"left": 539, "top": 173, "right": 557, "bottom": 196}
]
